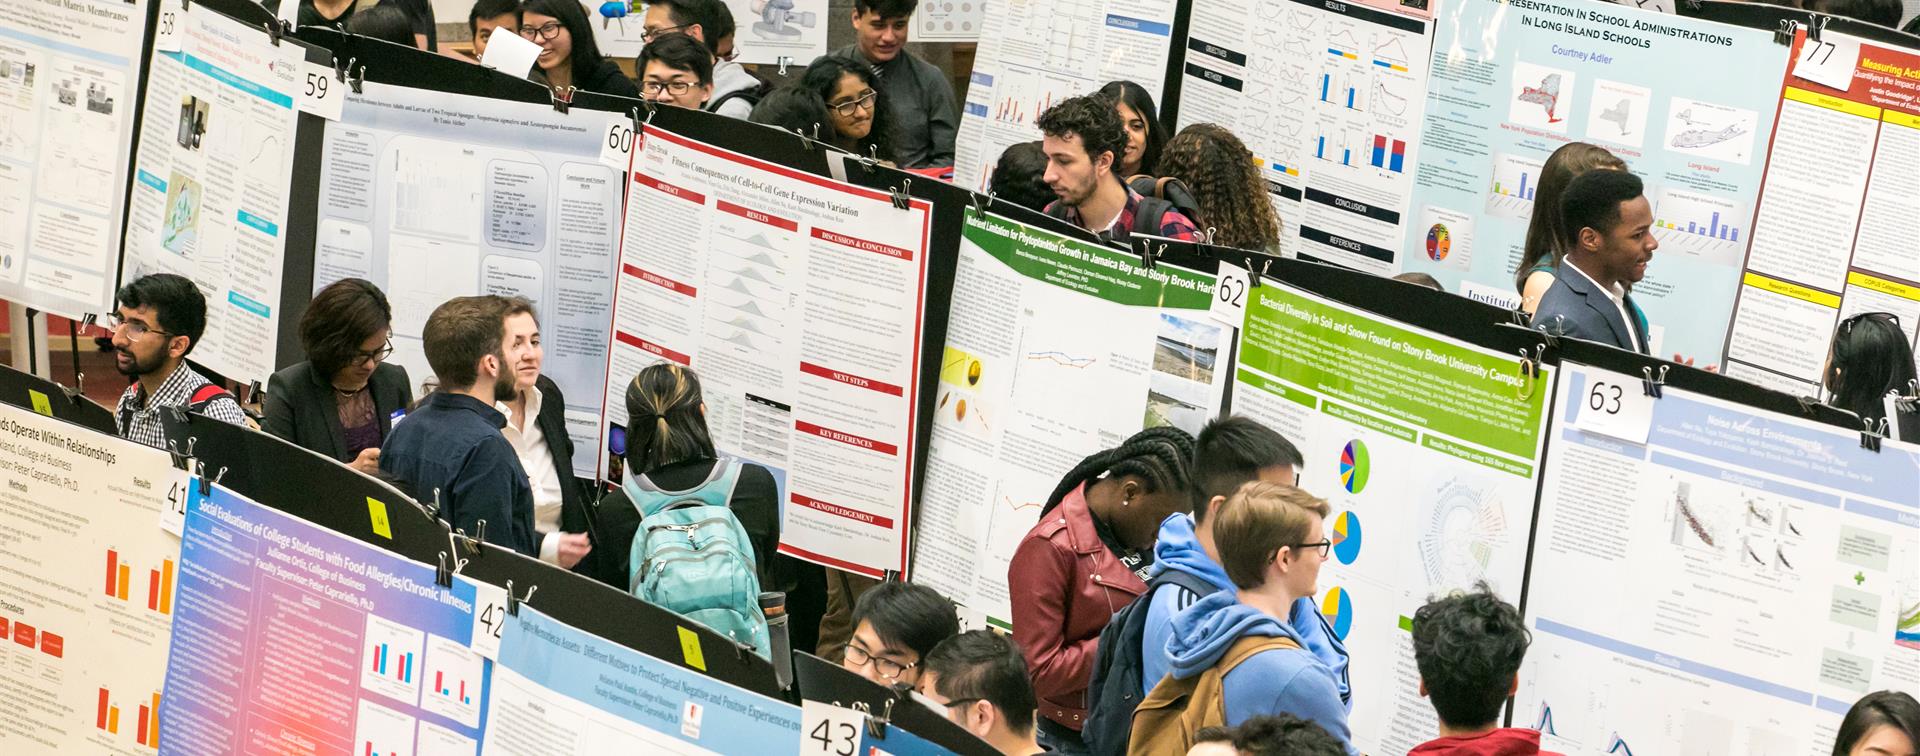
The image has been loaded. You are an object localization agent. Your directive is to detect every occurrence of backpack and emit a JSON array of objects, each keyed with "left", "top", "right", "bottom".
[
  {"left": 624, "top": 458, "right": 772, "bottom": 658},
  {"left": 1084, "top": 569, "right": 1218, "bottom": 756},
  {"left": 1127, "top": 175, "right": 1203, "bottom": 230},
  {"left": 708, "top": 67, "right": 773, "bottom": 115},
  {"left": 1042, "top": 193, "right": 1178, "bottom": 241},
  {"left": 1126, "top": 634, "right": 1300, "bottom": 756}
]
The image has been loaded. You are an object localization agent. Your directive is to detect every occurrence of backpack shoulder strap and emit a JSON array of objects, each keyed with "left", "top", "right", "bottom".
[
  {"left": 1218, "top": 634, "right": 1301, "bottom": 674},
  {"left": 1132, "top": 197, "right": 1173, "bottom": 237},
  {"left": 187, "top": 383, "right": 232, "bottom": 411}
]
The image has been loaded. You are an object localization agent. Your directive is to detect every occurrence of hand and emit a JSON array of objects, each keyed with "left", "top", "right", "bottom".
[
  {"left": 556, "top": 532, "right": 592, "bottom": 569},
  {"left": 1673, "top": 354, "right": 1720, "bottom": 374},
  {"left": 349, "top": 448, "right": 381, "bottom": 475}
]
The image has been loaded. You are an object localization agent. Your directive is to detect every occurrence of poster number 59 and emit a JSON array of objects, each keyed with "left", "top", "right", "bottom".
[{"left": 297, "top": 61, "right": 345, "bottom": 121}]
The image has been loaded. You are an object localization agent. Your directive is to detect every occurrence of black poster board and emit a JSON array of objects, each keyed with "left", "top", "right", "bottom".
[
  {"left": 791, "top": 651, "right": 998, "bottom": 756},
  {"left": 0, "top": 365, "right": 116, "bottom": 435}
]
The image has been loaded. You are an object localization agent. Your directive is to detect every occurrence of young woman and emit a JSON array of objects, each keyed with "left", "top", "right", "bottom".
[
  {"left": 1008, "top": 426, "right": 1196, "bottom": 755},
  {"left": 1825, "top": 312, "right": 1920, "bottom": 443},
  {"left": 1157, "top": 123, "right": 1284, "bottom": 253},
  {"left": 988, "top": 141, "right": 1055, "bottom": 213},
  {"left": 799, "top": 56, "right": 898, "bottom": 164},
  {"left": 1099, "top": 80, "right": 1165, "bottom": 178},
  {"left": 751, "top": 86, "right": 833, "bottom": 144},
  {"left": 518, "top": 0, "right": 640, "bottom": 98},
  {"left": 262, "top": 279, "right": 412, "bottom": 475},
  {"left": 1832, "top": 690, "right": 1919, "bottom": 756},
  {"left": 1514, "top": 142, "right": 1626, "bottom": 315},
  {"left": 496, "top": 301, "right": 594, "bottom": 570},
  {"left": 345, "top": 5, "right": 423, "bottom": 48}
]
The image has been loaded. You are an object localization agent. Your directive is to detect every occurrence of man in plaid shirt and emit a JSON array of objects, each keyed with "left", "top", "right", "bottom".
[
  {"left": 112, "top": 274, "right": 246, "bottom": 449},
  {"left": 1038, "top": 94, "right": 1200, "bottom": 245}
]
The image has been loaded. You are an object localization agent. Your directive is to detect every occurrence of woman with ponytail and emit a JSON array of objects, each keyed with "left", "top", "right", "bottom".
[{"left": 1009, "top": 425, "right": 1196, "bottom": 755}]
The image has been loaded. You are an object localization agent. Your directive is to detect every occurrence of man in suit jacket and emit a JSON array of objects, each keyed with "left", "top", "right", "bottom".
[{"left": 1533, "top": 169, "right": 1655, "bottom": 355}]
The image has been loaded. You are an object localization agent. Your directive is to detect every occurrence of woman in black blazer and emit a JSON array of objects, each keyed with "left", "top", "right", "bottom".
[
  {"left": 498, "top": 301, "right": 597, "bottom": 570},
  {"left": 262, "top": 279, "right": 413, "bottom": 473}
]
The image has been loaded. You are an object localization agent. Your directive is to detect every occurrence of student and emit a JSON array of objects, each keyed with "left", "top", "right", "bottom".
[
  {"left": 381, "top": 296, "right": 539, "bottom": 557},
  {"left": 840, "top": 580, "right": 958, "bottom": 688},
  {"left": 1156, "top": 482, "right": 1354, "bottom": 753},
  {"left": 1825, "top": 312, "right": 1920, "bottom": 443},
  {"left": 1186, "top": 728, "right": 1237, "bottom": 756},
  {"left": 494, "top": 300, "right": 593, "bottom": 570},
  {"left": 1513, "top": 143, "right": 1625, "bottom": 315},
  {"left": 1530, "top": 170, "right": 1655, "bottom": 355},
  {"left": 1010, "top": 426, "right": 1195, "bottom": 755},
  {"left": 989, "top": 141, "right": 1055, "bottom": 213},
  {"left": 800, "top": 56, "right": 897, "bottom": 163},
  {"left": 346, "top": 5, "right": 423, "bottom": 48},
  {"left": 638, "top": 33, "right": 714, "bottom": 110},
  {"left": 263, "top": 279, "right": 413, "bottom": 474},
  {"left": 750, "top": 85, "right": 832, "bottom": 140},
  {"left": 1231, "top": 715, "right": 1349, "bottom": 756},
  {"left": 111, "top": 274, "right": 247, "bottom": 448},
  {"left": 1803, "top": 0, "right": 1903, "bottom": 27},
  {"left": 385, "top": 0, "right": 438, "bottom": 49},
  {"left": 519, "top": 0, "right": 641, "bottom": 98},
  {"left": 1037, "top": 95, "right": 1201, "bottom": 244},
  {"left": 1833, "top": 691, "right": 1919, "bottom": 756},
  {"left": 1408, "top": 584, "right": 1559, "bottom": 755},
  {"left": 469, "top": 0, "right": 520, "bottom": 60},
  {"left": 1155, "top": 124, "right": 1283, "bottom": 252},
  {"left": 642, "top": 0, "right": 764, "bottom": 118},
  {"left": 832, "top": 0, "right": 958, "bottom": 168},
  {"left": 298, "top": 0, "right": 377, "bottom": 28},
  {"left": 918, "top": 630, "right": 1045, "bottom": 756},
  {"left": 1098, "top": 81, "right": 1165, "bottom": 179}
]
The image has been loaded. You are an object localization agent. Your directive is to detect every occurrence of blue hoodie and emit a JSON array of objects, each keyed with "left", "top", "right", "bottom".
[
  {"left": 1141, "top": 514, "right": 1352, "bottom": 705},
  {"left": 1164, "top": 589, "right": 1358, "bottom": 755}
]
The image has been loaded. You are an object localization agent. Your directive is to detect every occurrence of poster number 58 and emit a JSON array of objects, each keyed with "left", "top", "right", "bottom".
[{"left": 154, "top": 9, "right": 182, "bottom": 52}]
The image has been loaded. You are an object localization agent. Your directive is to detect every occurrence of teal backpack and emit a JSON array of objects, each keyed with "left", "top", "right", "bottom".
[{"left": 623, "top": 459, "right": 772, "bottom": 658}]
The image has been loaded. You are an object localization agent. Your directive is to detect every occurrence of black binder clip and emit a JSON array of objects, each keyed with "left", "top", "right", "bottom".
[
  {"left": 858, "top": 145, "right": 882, "bottom": 174},
  {"left": 454, "top": 518, "right": 487, "bottom": 558},
  {"left": 1134, "top": 239, "right": 1162, "bottom": 271},
  {"left": 347, "top": 61, "right": 365, "bottom": 94},
  {"left": 551, "top": 86, "right": 576, "bottom": 114},
  {"left": 776, "top": 56, "right": 794, "bottom": 76},
  {"left": 247, "top": 380, "right": 264, "bottom": 405},
  {"left": 1860, "top": 416, "right": 1888, "bottom": 452},
  {"left": 334, "top": 56, "right": 352, "bottom": 82},
  {"left": 1534, "top": 315, "right": 1564, "bottom": 348},
  {"left": 1795, "top": 394, "right": 1820, "bottom": 416},
  {"left": 435, "top": 553, "right": 453, "bottom": 588},
  {"left": 866, "top": 697, "right": 895, "bottom": 738},
  {"left": 263, "top": 20, "right": 283, "bottom": 45},
  {"left": 889, "top": 177, "right": 912, "bottom": 210},
  {"left": 1808, "top": 14, "right": 1829, "bottom": 44},
  {"left": 505, "top": 580, "right": 537, "bottom": 616},
  {"left": 1640, "top": 364, "right": 1669, "bottom": 399},
  {"left": 969, "top": 191, "right": 993, "bottom": 219},
  {"left": 195, "top": 463, "right": 227, "bottom": 497},
  {"left": 793, "top": 122, "right": 819, "bottom": 149},
  {"left": 1774, "top": 19, "right": 1797, "bottom": 46},
  {"left": 1245, "top": 256, "right": 1270, "bottom": 288},
  {"left": 165, "top": 438, "right": 192, "bottom": 471},
  {"left": 80, "top": 312, "right": 98, "bottom": 328}
]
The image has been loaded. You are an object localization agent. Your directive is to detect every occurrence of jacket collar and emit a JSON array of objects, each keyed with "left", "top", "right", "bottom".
[
  {"left": 1559, "top": 259, "right": 1639, "bottom": 351},
  {"left": 428, "top": 391, "right": 508, "bottom": 428},
  {"left": 1055, "top": 483, "right": 1106, "bottom": 556}
]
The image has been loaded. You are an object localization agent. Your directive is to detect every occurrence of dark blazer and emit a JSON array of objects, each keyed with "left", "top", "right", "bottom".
[
  {"left": 1532, "top": 266, "right": 1649, "bottom": 354},
  {"left": 262, "top": 361, "right": 413, "bottom": 462},
  {"left": 577, "top": 59, "right": 640, "bottom": 99},
  {"left": 530, "top": 375, "right": 595, "bottom": 553}
]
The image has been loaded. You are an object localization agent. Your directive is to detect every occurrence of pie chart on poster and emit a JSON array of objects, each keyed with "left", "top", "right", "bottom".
[
  {"left": 1331, "top": 511, "right": 1362, "bottom": 564},
  {"left": 1339, "top": 440, "right": 1369, "bottom": 494},
  {"left": 1321, "top": 586, "right": 1353, "bottom": 640},
  {"left": 1427, "top": 224, "right": 1451, "bottom": 261}
]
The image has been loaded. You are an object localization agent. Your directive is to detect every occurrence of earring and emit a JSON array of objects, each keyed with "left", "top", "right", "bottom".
[{"left": 1122, "top": 497, "right": 1131, "bottom": 507}]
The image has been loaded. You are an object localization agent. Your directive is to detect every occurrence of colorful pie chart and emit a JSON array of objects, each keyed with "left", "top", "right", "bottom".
[
  {"left": 1426, "top": 224, "right": 1451, "bottom": 261},
  {"left": 1331, "top": 511, "right": 1362, "bottom": 565},
  {"left": 1321, "top": 586, "right": 1353, "bottom": 640},
  {"left": 1339, "top": 440, "right": 1369, "bottom": 494}
]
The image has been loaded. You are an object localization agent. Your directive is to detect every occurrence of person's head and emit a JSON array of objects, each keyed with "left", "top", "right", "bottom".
[
  {"left": 421, "top": 295, "right": 516, "bottom": 400},
  {"left": 843, "top": 580, "right": 958, "bottom": 686},
  {"left": 1036, "top": 94, "right": 1127, "bottom": 209},
  {"left": 1186, "top": 727, "right": 1238, "bottom": 756},
  {"left": 1560, "top": 168, "right": 1653, "bottom": 287},
  {"left": 346, "top": 5, "right": 421, "bottom": 48},
  {"left": 1517, "top": 142, "right": 1626, "bottom": 290},
  {"left": 801, "top": 56, "right": 895, "bottom": 160},
  {"left": 1803, "top": 0, "right": 1903, "bottom": 26},
  {"left": 300, "top": 278, "right": 395, "bottom": 388},
  {"left": 642, "top": 0, "right": 727, "bottom": 55},
  {"left": 750, "top": 85, "right": 832, "bottom": 140},
  {"left": 850, "top": 0, "right": 916, "bottom": 63},
  {"left": 1231, "top": 714, "right": 1348, "bottom": 756},
  {"left": 499, "top": 298, "right": 541, "bottom": 396},
  {"left": 519, "top": 0, "right": 603, "bottom": 78},
  {"left": 1098, "top": 81, "right": 1164, "bottom": 177},
  {"left": 468, "top": 0, "right": 520, "bottom": 58},
  {"left": 1191, "top": 416, "right": 1302, "bottom": 526},
  {"left": 622, "top": 362, "right": 717, "bottom": 474},
  {"left": 1157, "top": 123, "right": 1281, "bottom": 251},
  {"left": 988, "top": 141, "right": 1054, "bottom": 212},
  {"left": 1835, "top": 691, "right": 1920, "bottom": 756},
  {"left": 917, "top": 630, "right": 1038, "bottom": 748},
  {"left": 1410, "top": 583, "right": 1529, "bottom": 731},
  {"left": 1215, "top": 482, "right": 1331, "bottom": 602},
  {"left": 112, "top": 273, "right": 208, "bottom": 378},
  {"left": 1393, "top": 271, "right": 1444, "bottom": 290},
  {"left": 1042, "top": 425, "right": 1195, "bottom": 549},
  {"left": 1825, "top": 313, "right": 1918, "bottom": 426},
  {"left": 639, "top": 32, "right": 714, "bottom": 109}
]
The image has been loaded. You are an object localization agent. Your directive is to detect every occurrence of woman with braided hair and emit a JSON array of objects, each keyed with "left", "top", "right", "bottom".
[
  {"left": 1156, "top": 123, "right": 1284, "bottom": 254},
  {"left": 1011, "top": 425, "right": 1197, "bottom": 754}
]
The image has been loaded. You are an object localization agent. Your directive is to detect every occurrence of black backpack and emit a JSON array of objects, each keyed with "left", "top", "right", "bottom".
[
  {"left": 1127, "top": 175, "right": 1203, "bottom": 229},
  {"left": 1043, "top": 195, "right": 1179, "bottom": 242},
  {"left": 1083, "top": 569, "right": 1218, "bottom": 756}
]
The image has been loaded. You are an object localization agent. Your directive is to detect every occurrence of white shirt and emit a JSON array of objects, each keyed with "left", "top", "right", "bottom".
[
  {"left": 498, "top": 388, "right": 566, "bottom": 564},
  {"left": 1566, "top": 261, "right": 1642, "bottom": 353}
]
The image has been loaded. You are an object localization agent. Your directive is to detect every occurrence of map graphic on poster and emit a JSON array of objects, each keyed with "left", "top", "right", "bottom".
[
  {"left": 313, "top": 82, "right": 622, "bottom": 477},
  {"left": 1520, "top": 362, "right": 1920, "bottom": 754},
  {"left": 912, "top": 212, "right": 1225, "bottom": 626},
  {"left": 1177, "top": 0, "right": 1434, "bottom": 269},
  {"left": 1402, "top": 0, "right": 1787, "bottom": 367},
  {"left": 1231, "top": 282, "right": 1551, "bottom": 754}
]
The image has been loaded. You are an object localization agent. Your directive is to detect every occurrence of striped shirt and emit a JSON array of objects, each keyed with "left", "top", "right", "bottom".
[{"left": 116, "top": 361, "right": 246, "bottom": 449}]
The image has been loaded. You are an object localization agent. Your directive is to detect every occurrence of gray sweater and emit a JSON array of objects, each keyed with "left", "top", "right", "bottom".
[{"left": 833, "top": 44, "right": 957, "bottom": 168}]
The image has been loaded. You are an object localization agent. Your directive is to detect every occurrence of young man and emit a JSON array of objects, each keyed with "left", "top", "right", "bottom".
[
  {"left": 468, "top": 0, "right": 519, "bottom": 60},
  {"left": 1036, "top": 95, "right": 1200, "bottom": 244},
  {"left": 1532, "top": 169, "right": 1655, "bottom": 355},
  {"left": 381, "top": 296, "right": 538, "bottom": 557},
  {"left": 112, "top": 273, "right": 247, "bottom": 447},
  {"left": 1232, "top": 715, "right": 1351, "bottom": 756},
  {"left": 832, "top": 0, "right": 957, "bottom": 168},
  {"left": 642, "top": 0, "right": 762, "bottom": 118},
  {"left": 1409, "top": 585, "right": 1563, "bottom": 756},
  {"left": 840, "top": 580, "right": 958, "bottom": 688},
  {"left": 638, "top": 33, "right": 714, "bottom": 110},
  {"left": 1160, "top": 483, "right": 1355, "bottom": 753},
  {"left": 917, "top": 630, "right": 1044, "bottom": 756}
]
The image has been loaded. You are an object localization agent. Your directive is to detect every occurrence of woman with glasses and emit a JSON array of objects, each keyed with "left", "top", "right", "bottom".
[
  {"left": 1825, "top": 312, "right": 1920, "bottom": 443},
  {"left": 263, "top": 279, "right": 413, "bottom": 475},
  {"left": 798, "top": 56, "right": 898, "bottom": 163},
  {"left": 517, "top": 0, "right": 639, "bottom": 99}
]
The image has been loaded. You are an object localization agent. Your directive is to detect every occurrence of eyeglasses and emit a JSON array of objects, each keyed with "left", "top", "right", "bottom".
[
  {"left": 518, "top": 22, "right": 564, "bottom": 40},
  {"left": 1292, "top": 540, "right": 1332, "bottom": 559},
  {"left": 641, "top": 22, "right": 689, "bottom": 41},
  {"left": 843, "top": 642, "right": 916, "bottom": 680},
  {"left": 642, "top": 80, "right": 698, "bottom": 96},
  {"left": 828, "top": 90, "right": 877, "bottom": 117},
  {"left": 107, "top": 314, "right": 172, "bottom": 339},
  {"left": 353, "top": 340, "right": 394, "bottom": 366}
]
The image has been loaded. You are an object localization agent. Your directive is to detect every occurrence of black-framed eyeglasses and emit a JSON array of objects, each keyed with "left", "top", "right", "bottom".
[
  {"left": 353, "top": 340, "right": 394, "bottom": 366},
  {"left": 106, "top": 314, "right": 172, "bottom": 339},
  {"left": 641, "top": 22, "right": 689, "bottom": 41},
  {"left": 1292, "top": 540, "right": 1332, "bottom": 559},
  {"left": 843, "top": 642, "right": 916, "bottom": 680},
  {"left": 828, "top": 90, "right": 877, "bottom": 117},
  {"left": 518, "top": 21, "right": 564, "bottom": 40},
  {"left": 642, "top": 80, "right": 698, "bottom": 96}
]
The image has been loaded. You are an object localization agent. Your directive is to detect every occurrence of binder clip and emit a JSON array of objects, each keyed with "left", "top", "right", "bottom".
[
  {"left": 1794, "top": 394, "right": 1820, "bottom": 416},
  {"left": 1244, "top": 255, "right": 1271, "bottom": 288},
  {"left": 551, "top": 86, "right": 577, "bottom": 114},
  {"left": 435, "top": 552, "right": 453, "bottom": 588},
  {"left": 1774, "top": 19, "right": 1796, "bottom": 46},
  {"left": 347, "top": 62, "right": 365, "bottom": 94},
  {"left": 505, "top": 580, "right": 537, "bottom": 616},
  {"left": 1133, "top": 239, "right": 1162, "bottom": 271},
  {"left": 454, "top": 518, "right": 488, "bottom": 558},
  {"left": 165, "top": 437, "right": 195, "bottom": 471},
  {"left": 1534, "top": 315, "right": 1564, "bottom": 348},
  {"left": 793, "top": 122, "right": 819, "bottom": 149},
  {"left": 866, "top": 698, "right": 895, "bottom": 738},
  {"left": 334, "top": 56, "right": 353, "bottom": 83},
  {"left": 776, "top": 56, "right": 794, "bottom": 76},
  {"left": 1640, "top": 364, "right": 1669, "bottom": 399},
  {"left": 889, "top": 177, "right": 912, "bottom": 210},
  {"left": 247, "top": 380, "right": 264, "bottom": 405},
  {"left": 1860, "top": 416, "right": 1887, "bottom": 452},
  {"left": 263, "top": 19, "right": 283, "bottom": 46},
  {"left": 1808, "top": 13, "right": 1829, "bottom": 44},
  {"left": 195, "top": 464, "right": 227, "bottom": 497},
  {"left": 858, "top": 145, "right": 882, "bottom": 174},
  {"left": 969, "top": 191, "right": 993, "bottom": 219}
]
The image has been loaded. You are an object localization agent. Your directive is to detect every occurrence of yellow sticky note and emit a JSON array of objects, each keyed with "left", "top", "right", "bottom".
[
  {"left": 677, "top": 626, "right": 706, "bottom": 671},
  {"left": 27, "top": 390, "right": 52, "bottom": 417},
  {"left": 367, "top": 497, "right": 392, "bottom": 539}
]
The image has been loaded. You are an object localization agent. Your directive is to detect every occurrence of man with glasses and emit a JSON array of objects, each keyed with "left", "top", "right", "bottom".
[
  {"left": 638, "top": 33, "right": 714, "bottom": 110},
  {"left": 642, "top": 0, "right": 765, "bottom": 118},
  {"left": 112, "top": 273, "right": 246, "bottom": 448},
  {"left": 918, "top": 630, "right": 1046, "bottom": 756},
  {"left": 831, "top": 0, "right": 956, "bottom": 168},
  {"left": 840, "top": 580, "right": 958, "bottom": 688}
]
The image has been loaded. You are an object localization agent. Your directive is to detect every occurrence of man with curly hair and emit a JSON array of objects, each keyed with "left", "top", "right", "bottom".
[
  {"left": 1037, "top": 94, "right": 1199, "bottom": 244},
  {"left": 1409, "top": 584, "right": 1562, "bottom": 755}
]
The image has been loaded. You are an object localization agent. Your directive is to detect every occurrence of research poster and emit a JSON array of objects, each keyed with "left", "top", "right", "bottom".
[
  {"left": 1403, "top": 0, "right": 1785, "bottom": 366},
  {"left": 313, "top": 82, "right": 622, "bottom": 477},
  {"left": 1722, "top": 33, "right": 1920, "bottom": 395},
  {"left": 911, "top": 212, "right": 1227, "bottom": 627},
  {"left": 590, "top": 0, "right": 828, "bottom": 64},
  {"left": 123, "top": 4, "right": 304, "bottom": 387},
  {"left": 601, "top": 125, "right": 932, "bottom": 576},
  {"left": 1518, "top": 362, "right": 1920, "bottom": 754},
  {"left": 1231, "top": 282, "right": 1552, "bottom": 755},
  {"left": 912, "top": 0, "right": 984, "bottom": 42},
  {"left": 952, "top": 0, "right": 1180, "bottom": 190},
  {"left": 0, "top": 0, "right": 152, "bottom": 318},
  {"left": 1176, "top": 0, "right": 1435, "bottom": 269},
  {"left": 0, "top": 400, "right": 185, "bottom": 755}
]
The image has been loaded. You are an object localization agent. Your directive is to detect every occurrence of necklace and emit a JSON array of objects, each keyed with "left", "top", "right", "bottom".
[{"left": 333, "top": 383, "right": 368, "bottom": 398}]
